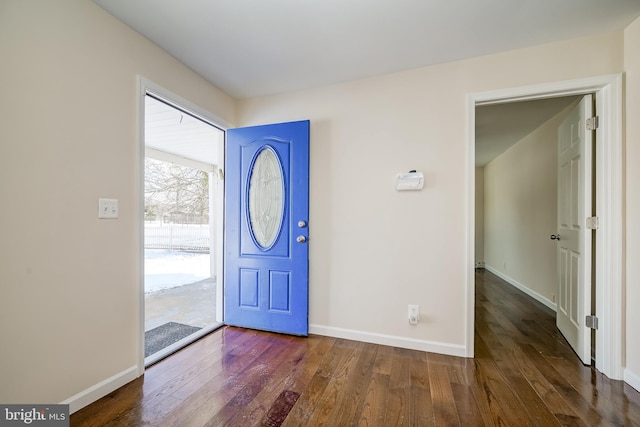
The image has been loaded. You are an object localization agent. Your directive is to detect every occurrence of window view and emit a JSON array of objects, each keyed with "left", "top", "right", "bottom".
[{"left": 144, "top": 94, "right": 223, "bottom": 363}]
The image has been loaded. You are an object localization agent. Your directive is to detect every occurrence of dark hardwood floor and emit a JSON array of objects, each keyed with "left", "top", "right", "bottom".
[{"left": 71, "top": 270, "right": 640, "bottom": 426}]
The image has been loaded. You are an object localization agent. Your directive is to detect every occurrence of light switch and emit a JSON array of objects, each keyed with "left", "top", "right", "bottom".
[{"left": 98, "top": 198, "right": 119, "bottom": 219}]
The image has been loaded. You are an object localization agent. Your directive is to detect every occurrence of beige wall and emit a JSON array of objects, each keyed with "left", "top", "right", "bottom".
[
  {"left": 475, "top": 168, "right": 485, "bottom": 266},
  {"left": 239, "top": 31, "right": 623, "bottom": 352},
  {"left": 483, "top": 102, "right": 576, "bottom": 306},
  {"left": 0, "top": 0, "right": 236, "bottom": 406},
  {"left": 2, "top": 0, "right": 637, "bottom": 409},
  {"left": 624, "top": 16, "right": 640, "bottom": 389}
]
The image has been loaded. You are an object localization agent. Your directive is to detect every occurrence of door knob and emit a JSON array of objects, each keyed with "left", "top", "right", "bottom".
[
  {"left": 296, "top": 235, "right": 307, "bottom": 243},
  {"left": 550, "top": 234, "right": 561, "bottom": 241}
]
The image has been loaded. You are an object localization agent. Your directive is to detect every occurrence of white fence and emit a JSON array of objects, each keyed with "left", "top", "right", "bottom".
[{"left": 144, "top": 222, "right": 210, "bottom": 252}]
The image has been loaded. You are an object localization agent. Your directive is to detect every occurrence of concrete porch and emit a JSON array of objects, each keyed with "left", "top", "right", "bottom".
[{"left": 145, "top": 277, "right": 218, "bottom": 331}]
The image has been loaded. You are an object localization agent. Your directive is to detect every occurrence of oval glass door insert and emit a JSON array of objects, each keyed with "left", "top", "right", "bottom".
[{"left": 248, "top": 147, "right": 285, "bottom": 249}]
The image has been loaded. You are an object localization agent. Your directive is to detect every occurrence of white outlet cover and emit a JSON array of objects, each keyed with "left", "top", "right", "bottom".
[{"left": 408, "top": 304, "right": 419, "bottom": 324}]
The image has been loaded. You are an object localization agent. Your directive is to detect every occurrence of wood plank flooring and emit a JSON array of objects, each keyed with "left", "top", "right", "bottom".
[{"left": 71, "top": 270, "right": 640, "bottom": 426}]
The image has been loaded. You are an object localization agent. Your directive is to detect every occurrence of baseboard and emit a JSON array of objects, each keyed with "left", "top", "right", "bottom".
[
  {"left": 484, "top": 265, "right": 557, "bottom": 312},
  {"left": 61, "top": 365, "right": 140, "bottom": 414},
  {"left": 309, "top": 324, "right": 467, "bottom": 358},
  {"left": 625, "top": 368, "right": 640, "bottom": 392}
]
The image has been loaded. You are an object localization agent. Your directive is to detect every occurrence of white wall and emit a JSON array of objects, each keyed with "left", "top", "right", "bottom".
[
  {"left": 0, "top": 0, "right": 236, "bottom": 407},
  {"left": 475, "top": 168, "right": 485, "bottom": 266},
  {"left": 624, "top": 16, "right": 640, "bottom": 391},
  {"left": 238, "top": 31, "right": 624, "bottom": 355},
  {"left": 483, "top": 102, "right": 576, "bottom": 307}
]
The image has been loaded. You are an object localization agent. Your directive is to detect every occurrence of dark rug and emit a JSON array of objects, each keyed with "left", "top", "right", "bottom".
[{"left": 145, "top": 322, "right": 201, "bottom": 357}]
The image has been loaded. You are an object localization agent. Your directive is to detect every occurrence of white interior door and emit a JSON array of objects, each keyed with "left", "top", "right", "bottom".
[{"left": 555, "top": 95, "right": 593, "bottom": 365}]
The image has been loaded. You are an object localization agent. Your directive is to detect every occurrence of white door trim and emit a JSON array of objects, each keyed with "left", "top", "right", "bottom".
[{"left": 465, "top": 74, "right": 623, "bottom": 380}]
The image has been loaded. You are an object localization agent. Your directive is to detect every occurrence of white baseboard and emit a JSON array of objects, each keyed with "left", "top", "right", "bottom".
[
  {"left": 625, "top": 368, "right": 640, "bottom": 392},
  {"left": 309, "top": 324, "right": 467, "bottom": 358},
  {"left": 484, "top": 265, "right": 557, "bottom": 312},
  {"left": 61, "top": 365, "right": 140, "bottom": 414}
]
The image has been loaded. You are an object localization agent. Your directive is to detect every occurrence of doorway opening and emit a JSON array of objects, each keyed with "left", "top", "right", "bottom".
[
  {"left": 466, "top": 75, "right": 624, "bottom": 380},
  {"left": 474, "top": 95, "right": 589, "bottom": 357},
  {"left": 141, "top": 90, "right": 225, "bottom": 366}
]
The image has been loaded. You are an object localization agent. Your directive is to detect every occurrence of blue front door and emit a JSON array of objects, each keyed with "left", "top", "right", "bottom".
[{"left": 224, "top": 120, "right": 309, "bottom": 335}]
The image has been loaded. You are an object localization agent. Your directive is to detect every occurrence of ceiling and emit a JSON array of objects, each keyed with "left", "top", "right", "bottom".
[
  {"left": 145, "top": 95, "right": 223, "bottom": 165},
  {"left": 475, "top": 96, "right": 580, "bottom": 166},
  {"left": 95, "top": 0, "right": 640, "bottom": 100},
  {"left": 95, "top": 0, "right": 640, "bottom": 165}
]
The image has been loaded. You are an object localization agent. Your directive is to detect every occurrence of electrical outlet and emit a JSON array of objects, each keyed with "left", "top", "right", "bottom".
[{"left": 408, "top": 304, "right": 419, "bottom": 325}]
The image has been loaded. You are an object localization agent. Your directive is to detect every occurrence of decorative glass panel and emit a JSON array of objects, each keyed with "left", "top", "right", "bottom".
[{"left": 248, "top": 148, "right": 284, "bottom": 248}]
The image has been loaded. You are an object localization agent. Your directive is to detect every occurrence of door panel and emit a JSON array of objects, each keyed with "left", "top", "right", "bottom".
[
  {"left": 224, "top": 120, "right": 309, "bottom": 336},
  {"left": 556, "top": 96, "right": 592, "bottom": 364}
]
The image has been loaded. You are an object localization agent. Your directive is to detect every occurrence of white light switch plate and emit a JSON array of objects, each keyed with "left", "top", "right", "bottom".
[{"left": 99, "top": 198, "right": 118, "bottom": 219}]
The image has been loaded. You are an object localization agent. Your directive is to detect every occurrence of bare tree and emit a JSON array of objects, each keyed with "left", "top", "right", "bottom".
[{"left": 145, "top": 158, "right": 209, "bottom": 222}]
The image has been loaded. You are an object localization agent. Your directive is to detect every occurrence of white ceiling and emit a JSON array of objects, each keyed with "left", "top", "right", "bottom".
[
  {"left": 145, "top": 95, "right": 223, "bottom": 165},
  {"left": 95, "top": 0, "right": 640, "bottom": 100},
  {"left": 475, "top": 96, "right": 580, "bottom": 166},
  {"left": 96, "top": 0, "right": 640, "bottom": 165}
]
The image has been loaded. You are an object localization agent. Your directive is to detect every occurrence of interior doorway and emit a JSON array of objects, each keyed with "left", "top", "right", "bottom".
[
  {"left": 466, "top": 74, "right": 624, "bottom": 381},
  {"left": 141, "top": 89, "right": 225, "bottom": 366},
  {"left": 474, "top": 95, "right": 586, "bottom": 355}
]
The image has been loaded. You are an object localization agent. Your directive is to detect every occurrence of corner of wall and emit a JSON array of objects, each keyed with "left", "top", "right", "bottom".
[
  {"left": 625, "top": 368, "right": 640, "bottom": 393},
  {"left": 61, "top": 366, "right": 140, "bottom": 414}
]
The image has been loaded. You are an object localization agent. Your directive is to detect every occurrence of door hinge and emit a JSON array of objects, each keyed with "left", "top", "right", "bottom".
[
  {"left": 586, "top": 116, "right": 599, "bottom": 131},
  {"left": 586, "top": 315, "right": 599, "bottom": 330},
  {"left": 586, "top": 216, "right": 599, "bottom": 230}
]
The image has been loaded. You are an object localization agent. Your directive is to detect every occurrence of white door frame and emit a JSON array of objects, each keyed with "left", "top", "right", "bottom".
[
  {"left": 465, "top": 74, "right": 623, "bottom": 380},
  {"left": 136, "top": 76, "right": 229, "bottom": 374}
]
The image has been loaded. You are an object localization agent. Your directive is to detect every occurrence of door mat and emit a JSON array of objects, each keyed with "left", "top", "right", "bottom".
[{"left": 145, "top": 322, "right": 201, "bottom": 357}]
